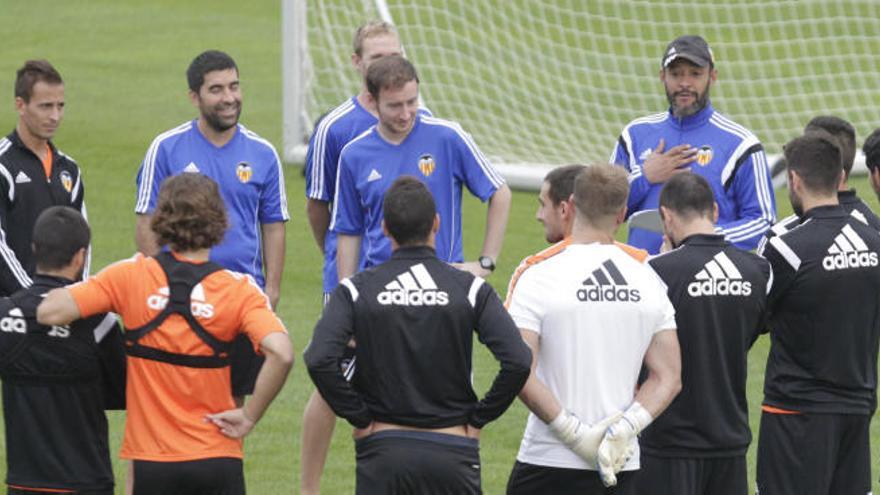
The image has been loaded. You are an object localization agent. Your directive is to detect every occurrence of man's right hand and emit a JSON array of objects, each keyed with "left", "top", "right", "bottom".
[
  {"left": 548, "top": 409, "right": 622, "bottom": 465},
  {"left": 641, "top": 138, "right": 697, "bottom": 184}
]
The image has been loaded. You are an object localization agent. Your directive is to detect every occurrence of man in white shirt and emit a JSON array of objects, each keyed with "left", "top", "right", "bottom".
[{"left": 505, "top": 163, "right": 682, "bottom": 494}]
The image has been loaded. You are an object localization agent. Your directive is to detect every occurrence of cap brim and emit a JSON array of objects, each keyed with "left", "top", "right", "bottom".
[{"left": 663, "top": 53, "right": 711, "bottom": 68}]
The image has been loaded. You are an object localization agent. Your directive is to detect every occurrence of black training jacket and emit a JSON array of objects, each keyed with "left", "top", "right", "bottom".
[
  {"left": 0, "top": 130, "right": 86, "bottom": 296},
  {"left": 0, "top": 275, "right": 124, "bottom": 492},
  {"left": 643, "top": 234, "right": 770, "bottom": 458},
  {"left": 760, "top": 205, "right": 880, "bottom": 414},
  {"left": 305, "top": 246, "right": 531, "bottom": 429}
]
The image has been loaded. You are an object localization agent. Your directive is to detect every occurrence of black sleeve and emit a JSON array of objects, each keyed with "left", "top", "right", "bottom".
[
  {"left": 80, "top": 313, "right": 127, "bottom": 410},
  {"left": 748, "top": 257, "right": 773, "bottom": 348},
  {"left": 303, "top": 283, "right": 372, "bottom": 428},
  {"left": 468, "top": 282, "right": 532, "bottom": 428},
  {"left": 761, "top": 241, "right": 797, "bottom": 316},
  {"left": 0, "top": 177, "right": 28, "bottom": 295}
]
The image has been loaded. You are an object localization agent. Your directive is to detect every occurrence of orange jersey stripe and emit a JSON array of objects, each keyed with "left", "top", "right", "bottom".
[
  {"left": 504, "top": 239, "right": 570, "bottom": 308},
  {"left": 8, "top": 485, "right": 74, "bottom": 493},
  {"left": 761, "top": 404, "right": 801, "bottom": 415},
  {"left": 504, "top": 240, "right": 648, "bottom": 308}
]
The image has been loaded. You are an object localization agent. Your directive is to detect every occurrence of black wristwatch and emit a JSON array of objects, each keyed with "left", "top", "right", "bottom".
[{"left": 478, "top": 255, "right": 496, "bottom": 272}]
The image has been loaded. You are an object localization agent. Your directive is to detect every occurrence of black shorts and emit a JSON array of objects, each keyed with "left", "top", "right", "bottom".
[
  {"left": 229, "top": 334, "right": 264, "bottom": 397},
  {"left": 756, "top": 411, "right": 871, "bottom": 495},
  {"left": 355, "top": 430, "right": 481, "bottom": 494},
  {"left": 506, "top": 460, "right": 632, "bottom": 495},
  {"left": 132, "top": 457, "right": 244, "bottom": 495},
  {"left": 622, "top": 454, "right": 746, "bottom": 495}
]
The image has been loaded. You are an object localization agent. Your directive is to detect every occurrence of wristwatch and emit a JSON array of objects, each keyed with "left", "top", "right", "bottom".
[{"left": 478, "top": 255, "right": 496, "bottom": 272}]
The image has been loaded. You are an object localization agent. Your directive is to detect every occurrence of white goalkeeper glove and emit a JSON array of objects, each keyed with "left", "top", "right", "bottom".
[
  {"left": 548, "top": 409, "right": 623, "bottom": 465},
  {"left": 597, "top": 401, "right": 653, "bottom": 487}
]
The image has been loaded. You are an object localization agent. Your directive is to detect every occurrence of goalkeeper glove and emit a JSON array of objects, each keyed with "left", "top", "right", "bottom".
[
  {"left": 548, "top": 409, "right": 623, "bottom": 465},
  {"left": 597, "top": 401, "right": 653, "bottom": 487}
]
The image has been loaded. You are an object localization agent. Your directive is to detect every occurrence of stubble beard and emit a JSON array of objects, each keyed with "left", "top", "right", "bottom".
[{"left": 668, "top": 86, "right": 710, "bottom": 119}]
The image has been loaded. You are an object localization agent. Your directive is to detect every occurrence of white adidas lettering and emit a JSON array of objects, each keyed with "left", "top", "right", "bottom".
[
  {"left": 688, "top": 251, "right": 752, "bottom": 297},
  {"left": 146, "top": 284, "right": 215, "bottom": 318},
  {"left": 822, "top": 224, "right": 879, "bottom": 271},
  {"left": 377, "top": 263, "right": 449, "bottom": 306}
]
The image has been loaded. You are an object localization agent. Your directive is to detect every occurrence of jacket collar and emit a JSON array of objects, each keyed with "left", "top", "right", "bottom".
[
  {"left": 390, "top": 245, "right": 437, "bottom": 260},
  {"left": 802, "top": 204, "right": 847, "bottom": 220},
  {"left": 678, "top": 232, "right": 727, "bottom": 247},
  {"left": 666, "top": 102, "right": 714, "bottom": 131}
]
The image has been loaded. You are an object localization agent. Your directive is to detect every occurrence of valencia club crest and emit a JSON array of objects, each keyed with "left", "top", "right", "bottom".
[
  {"left": 418, "top": 154, "right": 436, "bottom": 177},
  {"left": 236, "top": 162, "right": 253, "bottom": 183}
]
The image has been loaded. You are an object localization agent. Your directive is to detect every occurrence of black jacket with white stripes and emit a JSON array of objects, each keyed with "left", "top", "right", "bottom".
[
  {"left": 0, "top": 130, "right": 85, "bottom": 296},
  {"left": 643, "top": 234, "right": 770, "bottom": 458},
  {"left": 760, "top": 205, "right": 880, "bottom": 414},
  {"left": 756, "top": 188, "right": 880, "bottom": 253},
  {"left": 305, "top": 245, "right": 531, "bottom": 429},
  {"left": 0, "top": 275, "right": 124, "bottom": 492}
]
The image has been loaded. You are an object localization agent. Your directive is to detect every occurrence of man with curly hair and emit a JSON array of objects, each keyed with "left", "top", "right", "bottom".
[{"left": 38, "top": 173, "right": 294, "bottom": 495}]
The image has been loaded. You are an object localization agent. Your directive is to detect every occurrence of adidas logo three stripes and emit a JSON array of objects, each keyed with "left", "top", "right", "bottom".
[
  {"left": 377, "top": 263, "right": 449, "bottom": 306},
  {"left": 822, "top": 224, "right": 878, "bottom": 271},
  {"left": 577, "top": 259, "right": 641, "bottom": 302},
  {"left": 688, "top": 251, "right": 752, "bottom": 297}
]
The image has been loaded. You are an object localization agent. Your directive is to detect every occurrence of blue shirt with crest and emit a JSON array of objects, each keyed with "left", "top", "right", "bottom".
[{"left": 331, "top": 114, "right": 504, "bottom": 268}]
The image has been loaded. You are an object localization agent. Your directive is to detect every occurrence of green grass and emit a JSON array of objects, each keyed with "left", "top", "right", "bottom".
[{"left": 0, "top": 1, "right": 879, "bottom": 493}]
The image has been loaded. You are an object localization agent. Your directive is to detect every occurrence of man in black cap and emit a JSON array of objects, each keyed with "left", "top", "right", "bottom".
[{"left": 610, "top": 35, "right": 776, "bottom": 254}]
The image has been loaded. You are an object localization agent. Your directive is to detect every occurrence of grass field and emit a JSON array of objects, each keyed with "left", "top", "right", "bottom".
[{"left": 1, "top": 1, "right": 879, "bottom": 493}]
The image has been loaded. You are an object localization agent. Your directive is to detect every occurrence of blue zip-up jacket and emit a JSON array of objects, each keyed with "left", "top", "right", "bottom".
[{"left": 611, "top": 103, "right": 776, "bottom": 253}]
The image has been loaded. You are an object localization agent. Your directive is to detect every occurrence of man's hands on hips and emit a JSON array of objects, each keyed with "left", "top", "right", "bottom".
[{"left": 642, "top": 138, "right": 698, "bottom": 184}]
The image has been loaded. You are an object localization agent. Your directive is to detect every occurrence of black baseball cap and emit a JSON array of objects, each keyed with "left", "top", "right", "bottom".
[{"left": 662, "top": 35, "right": 714, "bottom": 68}]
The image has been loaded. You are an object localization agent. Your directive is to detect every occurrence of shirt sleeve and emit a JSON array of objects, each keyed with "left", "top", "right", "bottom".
[
  {"left": 611, "top": 133, "right": 653, "bottom": 213},
  {"left": 134, "top": 137, "right": 169, "bottom": 215},
  {"left": 258, "top": 145, "right": 290, "bottom": 223},
  {"left": 237, "top": 276, "right": 288, "bottom": 353},
  {"left": 506, "top": 268, "right": 543, "bottom": 333},
  {"left": 305, "top": 119, "right": 340, "bottom": 202},
  {"left": 761, "top": 236, "right": 799, "bottom": 313},
  {"left": 329, "top": 151, "right": 364, "bottom": 235},
  {"left": 468, "top": 279, "right": 532, "bottom": 428},
  {"left": 452, "top": 126, "right": 504, "bottom": 202},
  {"left": 303, "top": 280, "right": 373, "bottom": 428},
  {"left": 68, "top": 261, "right": 134, "bottom": 318},
  {"left": 0, "top": 165, "right": 32, "bottom": 294},
  {"left": 717, "top": 146, "right": 776, "bottom": 250}
]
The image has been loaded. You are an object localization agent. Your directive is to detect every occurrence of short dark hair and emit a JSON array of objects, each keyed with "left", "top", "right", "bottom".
[
  {"left": 544, "top": 165, "right": 586, "bottom": 205},
  {"left": 382, "top": 176, "right": 435, "bottom": 246},
  {"left": 366, "top": 55, "right": 418, "bottom": 101},
  {"left": 863, "top": 128, "right": 880, "bottom": 173},
  {"left": 805, "top": 115, "right": 856, "bottom": 176},
  {"left": 32, "top": 206, "right": 89, "bottom": 271},
  {"left": 15, "top": 60, "right": 63, "bottom": 102},
  {"left": 572, "top": 164, "right": 629, "bottom": 224},
  {"left": 659, "top": 173, "right": 715, "bottom": 220},
  {"left": 784, "top": 133, "right": 842, "bottom": 195},
  {"left": 151, "top": 174, "right": 228, "bottom": 252},
  {"left": 187, "top": 50, "right": 238, "bottom": 92},
  {"left": 353, "top": 20, "right": 398, "bottom": 56}
]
